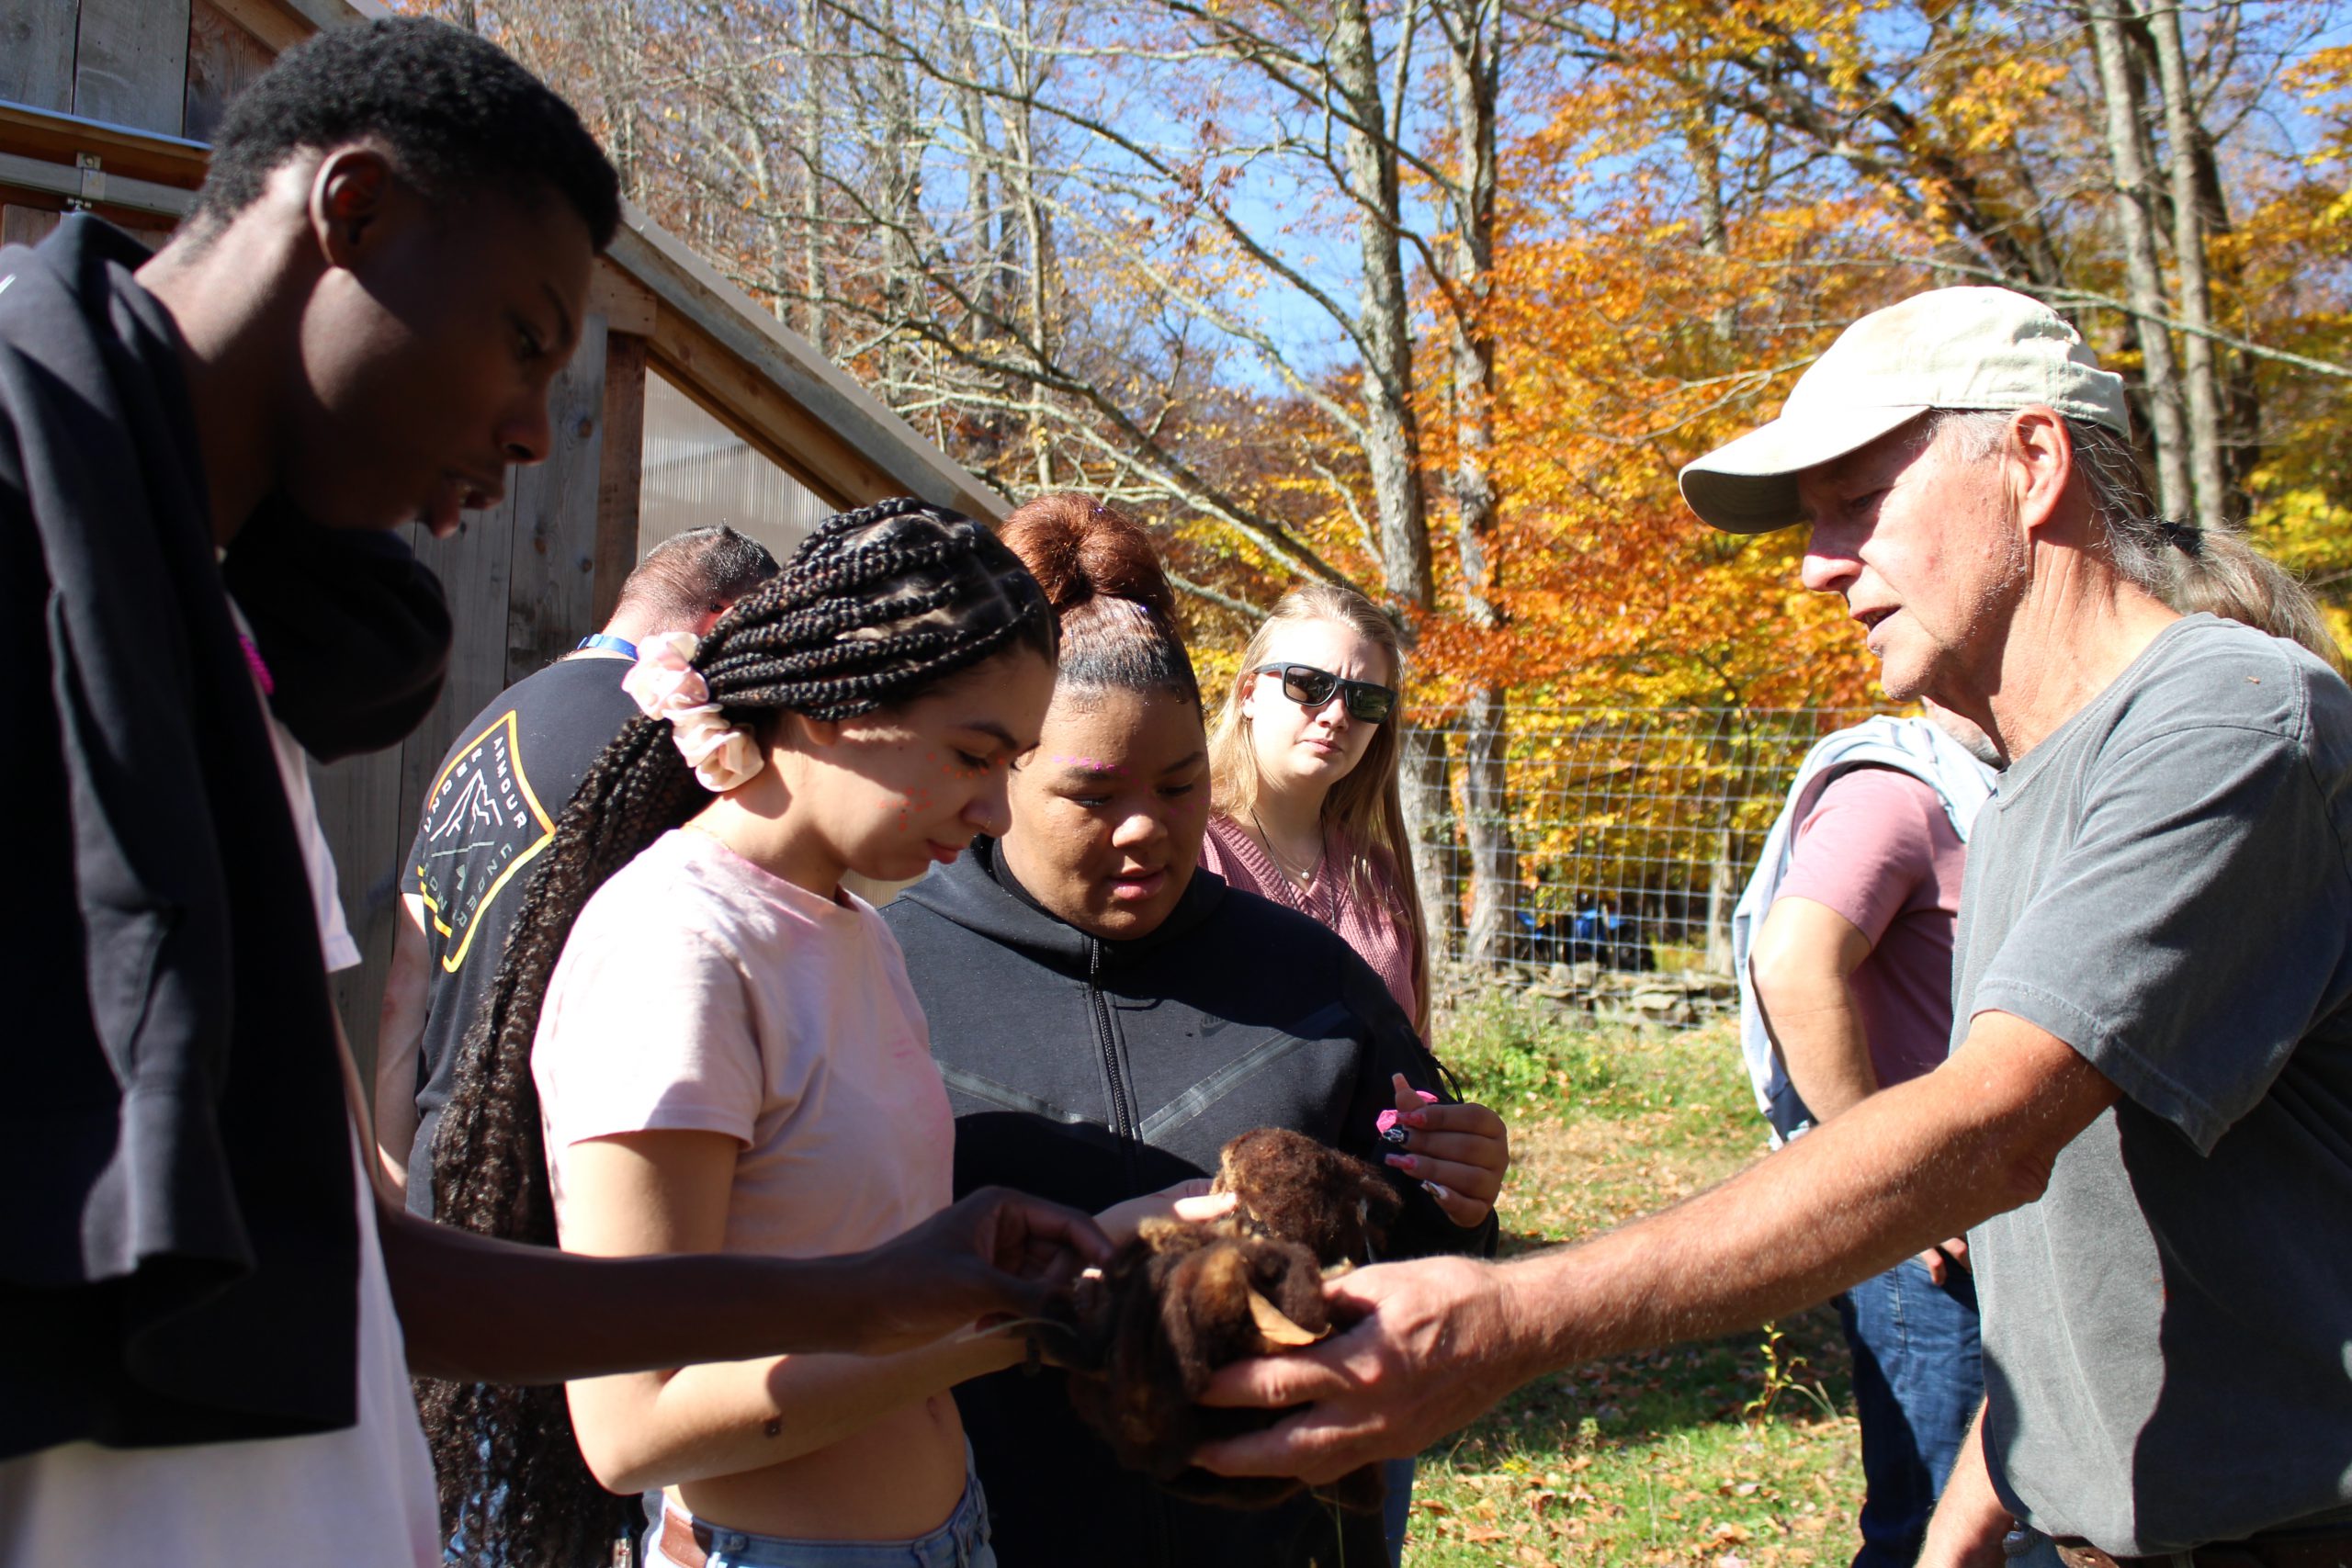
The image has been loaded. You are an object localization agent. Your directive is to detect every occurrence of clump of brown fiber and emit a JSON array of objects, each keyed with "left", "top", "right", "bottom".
[{"left": 1057, "top": 1127, "right": 1402, "bottom": 1512}]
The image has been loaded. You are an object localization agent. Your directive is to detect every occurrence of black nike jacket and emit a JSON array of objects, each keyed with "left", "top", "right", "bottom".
[{"left": 884, "top": 839, "right": 1497, "bottom": 1567}]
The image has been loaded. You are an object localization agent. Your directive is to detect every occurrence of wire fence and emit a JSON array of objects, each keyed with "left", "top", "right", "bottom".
[{"left": 1407, "top": 706, "right": 1888, "bottom": 1026}]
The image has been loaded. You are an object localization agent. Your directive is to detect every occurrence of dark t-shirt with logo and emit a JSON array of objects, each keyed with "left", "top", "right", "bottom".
[{"left": 402, "top": 655, "right": 639, "bottom": 1213}]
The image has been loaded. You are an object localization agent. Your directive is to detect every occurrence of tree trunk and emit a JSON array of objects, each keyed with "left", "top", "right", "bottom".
[
  {"left": 2141, "top": 0, "right": 2226, "bottom": 525},
  {"left": 1329, "top": 0, "right": 1433, "bottom": 615},
  {"left": 1702, "top": 812, "right": 1736, "bottom": 976},
  {"left": 2086, "top": 0, "right": 2191, "bottom": 518},
  {"left": 797, "top": 0, "right": 829, "bottom": 354},
  {"left": 1401, "top": 725, "right": 1458, "bottom": 969},
  {"left": 1329, "top": 0, "right": 1453, "bottom": 954},
  {"left": 1460, "top": 687, "right": 1513, "bottom": 969},
  {"left": 1435, "top": 0, "right": 1510, "bottom": 969}
]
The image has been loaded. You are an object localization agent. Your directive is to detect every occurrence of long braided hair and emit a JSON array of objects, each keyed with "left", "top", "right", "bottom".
[{"left": 417, "top": 499, "right": 1054, "bottom": 1566}]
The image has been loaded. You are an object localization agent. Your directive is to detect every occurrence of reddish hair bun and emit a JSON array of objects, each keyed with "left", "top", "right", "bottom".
[
  {"left": 999, "top": 492, "right": 1197, "bottom": 702},
  {"left": 1001, "top": 493, "right": 1177, "bottom": 620}
]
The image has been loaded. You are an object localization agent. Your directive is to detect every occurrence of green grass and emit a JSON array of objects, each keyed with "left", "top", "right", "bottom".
[{"left": 1406, "top": 1014, "right": 1861, "bottom": 1568}]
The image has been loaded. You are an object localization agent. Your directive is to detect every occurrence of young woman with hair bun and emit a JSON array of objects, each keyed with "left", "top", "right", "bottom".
[
  {"left": 883, "top": 492, "right": 1510, "bottom": 1567},
  {"left": 423, "top": 498, "right": 1099, "bottom": 1568}
]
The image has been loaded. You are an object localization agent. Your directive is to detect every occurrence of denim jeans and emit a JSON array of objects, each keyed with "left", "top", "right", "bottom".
[
  {"left": 1834, "top": 1256, "right": 1984, "bottom": 1568},
  {"left": 642, "top": 1468, "right": 994, "bottom": 1568},
  {"left": 1380, "top": 1455, "right": 1415, "bottom": 1566}
]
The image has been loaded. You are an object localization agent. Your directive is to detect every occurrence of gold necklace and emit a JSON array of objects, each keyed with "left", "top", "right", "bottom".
[{"left": 1248, "top": 805, "right": 1325, "bottom": 890}]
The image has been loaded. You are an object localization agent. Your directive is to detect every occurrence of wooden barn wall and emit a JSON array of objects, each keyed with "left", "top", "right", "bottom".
[
  {"left": 0, "top": 0, "right": 258, "bottom": 244},
  {"left": 0, "top": 0, "right": 969, "bottom": 1095},
  {"left": 317, "top": 315, "right": 618, "bottom": 1075},
  {"left": 0, "top": 0, "right": 279, "bottom": 138}
]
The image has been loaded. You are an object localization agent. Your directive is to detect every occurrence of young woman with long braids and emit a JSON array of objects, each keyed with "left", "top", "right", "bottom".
[
  {"left": 1199, "top": 582, "right": 1460, "bottom": 1562},
  {"left": 884, "top": 494, "right": 1511, "bottom": 1567},
  {"left": 423, "top": 499, "right": 1080, "bottom": 1568}
]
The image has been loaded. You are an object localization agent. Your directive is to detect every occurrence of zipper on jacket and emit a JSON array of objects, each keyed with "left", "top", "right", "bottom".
[{"left": 1087, "top": 940, "right": 1137, "bottom": 1149}]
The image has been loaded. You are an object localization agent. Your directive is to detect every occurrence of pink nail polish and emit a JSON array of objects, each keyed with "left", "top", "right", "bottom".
[{"left": 1385, "top": 1153, "right": 1413, "bottom": 1172}]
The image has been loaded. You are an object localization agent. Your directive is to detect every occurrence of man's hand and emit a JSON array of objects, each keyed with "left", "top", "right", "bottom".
[
  {"left": 1385, "top": 1073, "right": 1510, "bottom": 1227},
  {"left": 1920, "top": 1401, "right": 2010, "bottom": 1568},
  {"left": 843, "top": 1187, "right": 1114, "bottom": 1353},
  {"left": 1191, "top": 1253, "right": 1529, "bottom": 1484}
]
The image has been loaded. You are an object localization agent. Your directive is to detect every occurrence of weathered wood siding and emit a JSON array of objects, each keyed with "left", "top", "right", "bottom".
[
  {"left": 1, "top": 0, "right": 997, "bottom": 1095},
  {"left": 318, "top": 311, "right": 621, "bottom": 1064}
]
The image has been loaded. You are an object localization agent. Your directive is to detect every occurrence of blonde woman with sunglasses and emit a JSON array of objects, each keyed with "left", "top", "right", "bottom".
[
  {"left": 1206, "top": 583, "right": 1429, "bottom": 1034},
  {"left": 1204, "top": 582, "right": 1510, "bottom": 1567}
]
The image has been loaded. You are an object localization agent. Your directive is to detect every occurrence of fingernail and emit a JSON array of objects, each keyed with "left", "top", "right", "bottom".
[
  {"left": 1421, "top": 1180, "right": 1452, "bottom": 1201},
  {"left": 1385, "top": 1153, "right": 1414, "bottom": 1172},
  {"left": 1400, "top": 1111, "right": 1427, "bottom": 1130}
]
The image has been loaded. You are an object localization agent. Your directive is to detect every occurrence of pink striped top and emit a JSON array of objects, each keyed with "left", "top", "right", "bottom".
[{"left": 1200, "top": 813, "right": 1419, "bottom": 1025}]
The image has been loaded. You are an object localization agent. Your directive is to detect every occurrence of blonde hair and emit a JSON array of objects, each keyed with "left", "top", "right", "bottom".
[{"left": 1207, "top": 582, "right": 1430, "bottom": 1032}]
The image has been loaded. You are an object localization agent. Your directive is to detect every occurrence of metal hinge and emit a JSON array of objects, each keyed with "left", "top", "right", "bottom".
[{"left": 73, "top": 152, "right": 105, "bottom": 209}]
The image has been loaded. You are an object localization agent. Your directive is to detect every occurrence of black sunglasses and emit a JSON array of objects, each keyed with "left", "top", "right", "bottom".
[{"left": 1252, "top": 663, "right": 1398, "bottom": 724}]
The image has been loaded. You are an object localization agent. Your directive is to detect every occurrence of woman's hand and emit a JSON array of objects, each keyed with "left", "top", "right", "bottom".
[
  {"left": 1096, "top": 1179, "right": 1239, "bottom": 1247},
  {"left": 1383, "top": 1073, "right": 1510, "bottom": 1228},
  {"left": 845, "top": 1186, "right": 1115, "bottom": 1353}
]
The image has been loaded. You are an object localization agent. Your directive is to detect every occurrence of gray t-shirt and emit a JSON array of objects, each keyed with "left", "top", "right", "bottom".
[{"left": 1954, "top": 615, "right": 2352, "bottom": 1553}]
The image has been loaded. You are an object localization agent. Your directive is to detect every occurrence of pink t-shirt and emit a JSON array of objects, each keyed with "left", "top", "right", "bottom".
[
  {"left": 1773, "top": 767, "right": 1965, "bottom": 1090},
  {"left": 1201, "top": 814, "right": 1419, "bottom": 1024},
  {"left": 533, "top": 829, "right": 955, "bottom": 1258}
]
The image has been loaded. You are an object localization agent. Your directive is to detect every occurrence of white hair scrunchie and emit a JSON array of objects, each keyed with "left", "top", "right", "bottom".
[{"left": 620, "top": 631, "right": 766, "bottom": 793}]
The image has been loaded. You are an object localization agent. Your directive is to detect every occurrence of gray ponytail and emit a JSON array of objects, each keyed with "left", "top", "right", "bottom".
[{"left": 1928, "top": 410, "right": 2344, "bottom": 675}]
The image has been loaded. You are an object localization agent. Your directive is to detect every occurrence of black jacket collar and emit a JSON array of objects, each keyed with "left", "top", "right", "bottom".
[{"left": 900, "top": 835, "right": 1231, "bottom": 974}]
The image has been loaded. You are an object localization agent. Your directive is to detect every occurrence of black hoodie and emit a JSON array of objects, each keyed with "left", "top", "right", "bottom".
[{"left": 885, "top": 840, "right": 1495, "bottom": 1567}]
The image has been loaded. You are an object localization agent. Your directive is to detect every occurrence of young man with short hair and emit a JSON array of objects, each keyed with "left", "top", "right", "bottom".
[{"left": 0, "top": 22, "right": 1098, "bottom": 1563}]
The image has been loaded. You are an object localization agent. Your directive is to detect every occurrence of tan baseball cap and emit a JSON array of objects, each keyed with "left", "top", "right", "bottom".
[{"left": 1679, "top": 287, "right": 2131, "bottom": 534}]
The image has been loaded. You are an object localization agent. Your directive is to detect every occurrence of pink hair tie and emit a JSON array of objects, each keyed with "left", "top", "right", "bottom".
[{"left": 622, "top": 631, "right": 766, "bottom": 793}]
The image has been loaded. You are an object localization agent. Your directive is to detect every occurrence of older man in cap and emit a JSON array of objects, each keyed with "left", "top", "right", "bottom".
[{"left": 1197, "top": 287, "right": 2352, "bottom": 1567}]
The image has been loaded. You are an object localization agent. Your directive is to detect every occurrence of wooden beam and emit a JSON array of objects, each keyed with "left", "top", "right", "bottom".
[
  {"left": 607, "top": 209, "right": 1006, "bottom": 523},
  {"left": 0, "top": 150, "right": 197, "bottom": 221},
  {"left": 588, "top": 257, "right": 658, "bottom": 337},
  {"left": 203, "top": 0, "right": 311, "bottom": 54},
  {"left": 187, "top": 0, "right": 277, "bottom": 143},
  {"left": 594, "top": 332, "right": 649, "bottom": 625},
  {"left": 0, "top": 2, "right": 80, "bottom": 113},
  {"left": 0, "top": 100, "right": 211, "bottom": 189},
  {"left": 76, "top": 0, "right": 193, "bottom": 136}
]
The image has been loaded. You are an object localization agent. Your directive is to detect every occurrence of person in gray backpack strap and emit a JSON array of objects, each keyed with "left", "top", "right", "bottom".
[{"left": 1736, "top": 712, "right": 1998, "bottom": 1568}]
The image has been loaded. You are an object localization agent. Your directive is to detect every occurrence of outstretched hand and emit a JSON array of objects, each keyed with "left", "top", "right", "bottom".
[
  {"left": 1097, "top": 1179, "right": 1239, "bottom": 1247},
  {"left": 846, "top": 1186, "right": 1114, "bottom": 1353},
  {"left": 1384, "top": 1073, "right": 1510, "bottom": 1228},
  {"left": 1190, "top": 1252, "right": 1531, "bottom": 1485}
]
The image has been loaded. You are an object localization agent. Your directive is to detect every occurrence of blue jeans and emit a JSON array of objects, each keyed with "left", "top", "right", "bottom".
[
  {"left": 1834, "top": 1256, "right": 1983, "bottom": 1568},
  {"left": 1380, "top": 1455, "right": 1415, "bottom": 1566},
  {"left": 643, "top": 1469, "right": 994, "bottom": 1568}
]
